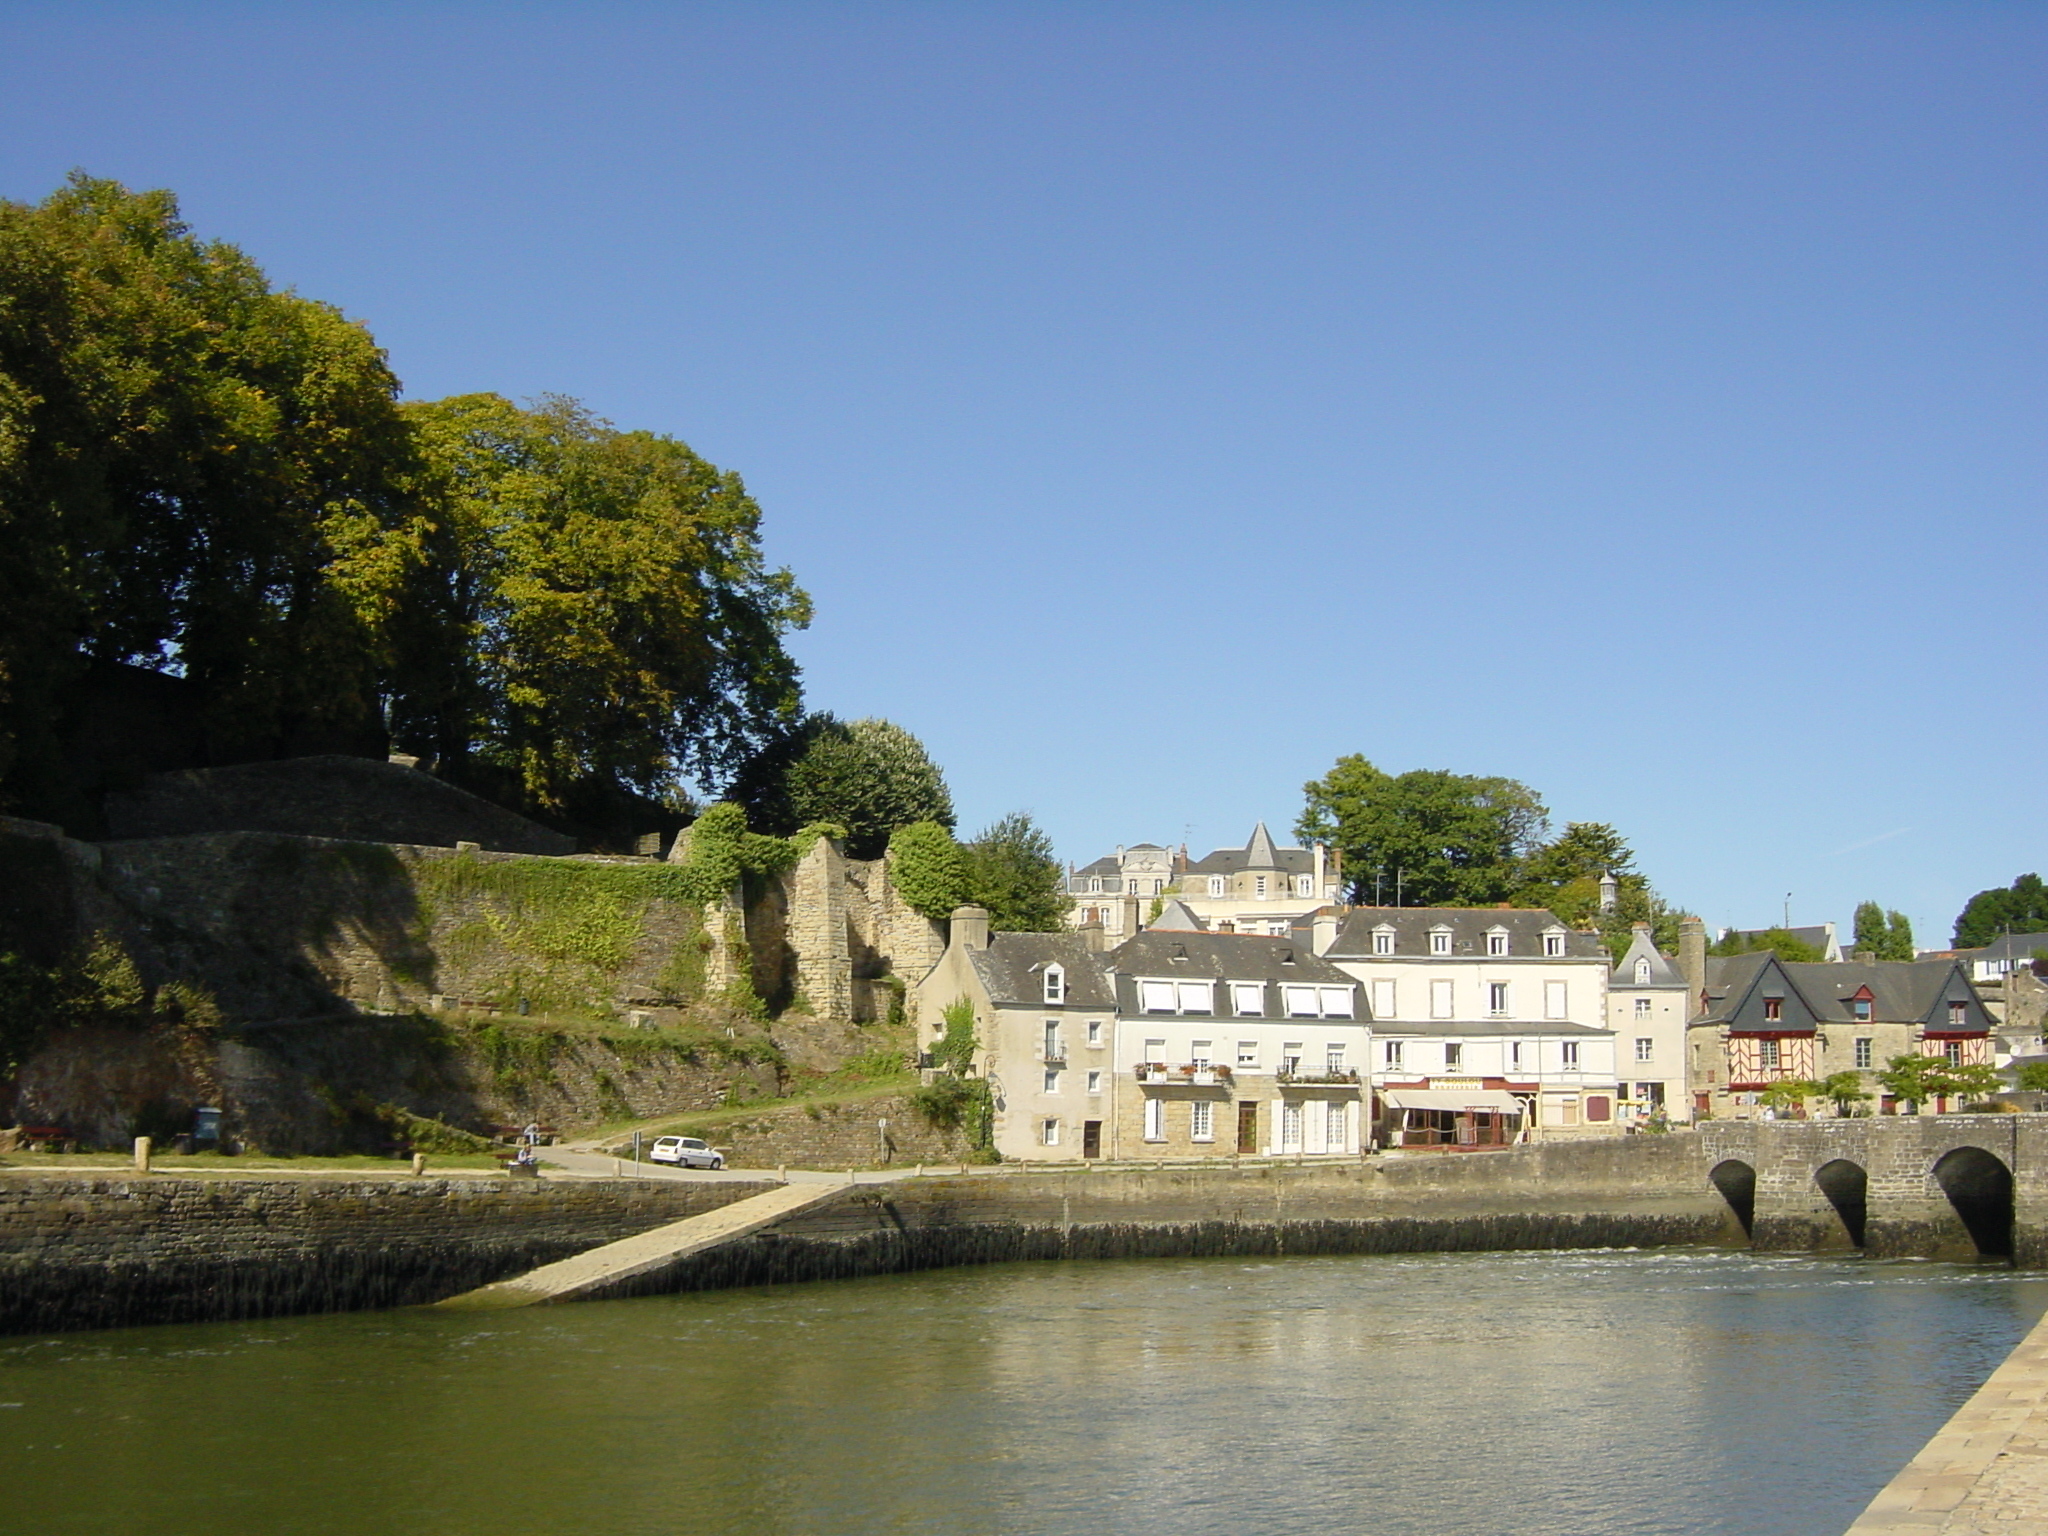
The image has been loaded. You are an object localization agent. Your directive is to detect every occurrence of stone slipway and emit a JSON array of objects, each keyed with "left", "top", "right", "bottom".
[
  {"left": 1844, "top": 1302, "right": 2048, "bottom": 1532},
  {"left": 435, "top": 1181, "right": 848, "bottom": 1309}
]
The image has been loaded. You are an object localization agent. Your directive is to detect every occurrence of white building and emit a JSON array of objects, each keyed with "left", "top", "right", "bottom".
[
  {"left": 1320, "top": 906, "right": 1622, "bottom": 1145},
  {"left": 1604, "top": 924, "right": 1691, "bottom": 1124}
]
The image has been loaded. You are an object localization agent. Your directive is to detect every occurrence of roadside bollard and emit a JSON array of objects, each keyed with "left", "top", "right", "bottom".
[
  {"left": 133, "top": 1136, "right": 151, "bottom": 1174},
  {"left": 411, "top": 1153, "right": 426, "bottom": 1177},
  {"left": 847, "top": 1167, "right": 857, "bottom": 1184},
  {"left": 776, "top": 1164, "right": 787, "bottom": 1183},
  {"left": 613, "top": 1158, "right": 623, "bottom": 1178},
  {"left": 916, "top": 1163, "right": 924, "bottom": 1178}
]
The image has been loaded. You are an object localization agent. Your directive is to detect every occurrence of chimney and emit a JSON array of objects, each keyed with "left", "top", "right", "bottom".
[
  {"left": 1313, "top": 841, "right": 1327, "bottom": 897},
  {"left": 1311, "top": 909, "right": 1339, "bottom": 956},
  {"left": 1680, "top": 917, "right": 1707, "bottom": 1020},
  {"left": 1115, "top": 845, "right": 1124, "bottom": 863},
  {"left": 950, "top": 905, "right": 991, "bottom": 952},
  {"left": 1080, "top": 918, "right": 1107, "bottom": 954},
  {"left": 1123, "top": 894, "right": 1143, "bottom": 935}
]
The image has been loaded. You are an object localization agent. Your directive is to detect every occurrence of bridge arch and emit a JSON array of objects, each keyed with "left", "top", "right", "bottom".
[
  {"left": 1932, "top": 1146, "right": 2014, "bottom": 1260},
  {"left": 1813, "top": 1159, "right": 1869, "bottom": 1249},
  {"left": 1709, "top": 1158, "right": 1756, "bottom": 1241}
]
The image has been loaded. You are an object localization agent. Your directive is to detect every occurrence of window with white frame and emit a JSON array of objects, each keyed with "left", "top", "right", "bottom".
[
  {"left": 1949, "top": 1001, "right": 1968, "bottom": 1029},
  {"left": 1044, "top": 1020, "right": 1061, "bottom": 1059},
  {"left": 1255, "top": 875, "right": 1268, "bottom": 899},
  {"left": 1487, "top": 930, "right": 1508, "bottom": 956},
  {"left": 1143, "top": 1098, "right": 1164, "bottom": 1140},
  {"left": 1373, "top": 928, "right": 1395, "bottom": 956},
  {"left": 1296, "top": 875, "right": 1313, "bottom": 897},
  {"left": 1855, "top": 1037, "right": 1872, "bottom": 1069},
  {"left": 1487, "top": 982, "right": 1509, "bottom": 1017},
  {"left": 1208, "top": 876, "right": 1225, "bottom": 898},
  {"left": 1371, "top": 978, "right": 1397, "bottom": 1019},
  {"left": 1326, "top": 1043, "right": 1346, "bottom": 1072},
  {"left": 1634, "top": 958, "right": 1652, "bottom": 983},
  {"left": 1086, "top": 1070, "right": 1102, "bottom": 1094},
  {"left": 1284, "top": 985, "right": 1322, "bottom": 1017},
  {"left": 1086, "top": 1019, "right": 1102, "bottom": 1046},
  {"left": 1544, "top": 932, "right": 1565, "bottom": 958},
  {"left": 1544, "top": 980, "right": 1568, "bottom": 1021},
  {"left": 1431, "top": 979, "right": 1454, "bottom": 1019},
  {"left": 1445, "top": 1042, "right": 1463, "bottom": 1071},
  {"left": 1430, "top": 928, "right": 1452, "bottom": 956},
  {"left": 1634, "top": 997, "right": 1651, "bottom": 1019},
  {"left": 1237, "top": 1040, "right": 1258, "bottom": 1067},
  {"left": 1509, "top": 1040, "right": 1523, "bottom": 1069},
  {"left": 1231, "top": 981, "right": 1265, "bottom": 1016},
  {"left": 1140, "top": 980, "right": 1177, "bottom": 1013},
  {"left": 1177, "top": 980, "right": 1212, "bottom": 1013},
  {"left": 1759, "top": 1038, "right": 1780, "bottom": 1068},
  {"left": 1190, "top": 1040, "right": 1212, "bottom": 1068},
  {"left": 1044, "top": 965, "right": 1065, "bottom": 1004},
  {"left": 1561, "top": 1040, "right": 1581, "bottom": 1067},
  {"left": 1041, "top": 1118, "right": 1060, "bottom": 1146},
  {"left": 1635, "top": 1037, "right": 1654, "bottom": 1063},
  {"left": 1043, "top": 1068, "right": 1061, "bottom": 1093},
  {"left": 1143, "top": 1038, "right": 1166, "bottom": 1067},
  {"left": 1385, "top": 1039, "right": 1405, "bottom": 1068},
  {"left": 1282, "top": 1041, "right": 1303, "bottom": 1073},
  {"left": 1190, "top": 1100, "right": 1213, "bottom": 1140}
]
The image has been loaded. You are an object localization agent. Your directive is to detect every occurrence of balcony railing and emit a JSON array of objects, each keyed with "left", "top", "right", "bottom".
[
  {"left": 1134, "top": 1062, "right": 1234, "bottom": 1085},
  {"left": 1278, "top": 1067, "right": 1360, "bottom": 1085}
]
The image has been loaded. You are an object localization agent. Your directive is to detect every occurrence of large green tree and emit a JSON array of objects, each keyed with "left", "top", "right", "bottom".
[
  {"left": 1853, "top": 901, "right": 1915, "bottom": 961},
  {"left": 1297, "top": 755, "right": 1549, "bottom": 908},
  {"left": 961, "top": 811, "right": 1066, "bottom": 931},
  {"left": 1710, "top": 927, "right": 1824, "bottom": 963},
  {"left": 1953, "top": 875, "right": 2048, "bottom": 949},
  {"left": 395, "top": 393, "right": 810, "bottom": 812},
  {"left": 728, "top": 713, "right": 952, "bottom": 859},
  {"left": 0, "top": 174, "right": 425, "bottom": 816},
  {"left": 1507, "top": 820, "right": 1686, "bottom": 958}
]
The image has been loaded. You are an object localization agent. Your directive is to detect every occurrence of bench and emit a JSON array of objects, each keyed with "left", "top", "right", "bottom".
[{"left": 19, "top": 1125, "right": 73, "bottom": 1153}]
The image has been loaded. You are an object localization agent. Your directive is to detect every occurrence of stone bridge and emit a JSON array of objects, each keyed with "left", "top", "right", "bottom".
[{"left": 1699, "top": 1116, "right": 2048, "bottom": 1266}]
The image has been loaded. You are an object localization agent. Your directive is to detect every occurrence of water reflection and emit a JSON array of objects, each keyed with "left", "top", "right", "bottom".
[{"left": 2, "top": 1249, "right": 2043, "bottom": 1536}]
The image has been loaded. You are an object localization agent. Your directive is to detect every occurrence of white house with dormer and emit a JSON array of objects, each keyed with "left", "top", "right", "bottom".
[
  {"left": 1321, "top": 906, "right": 1621, "bottom": 1144},
  {"left": 1605, "top": 924, "right": 1691, "bottom": 1125}
]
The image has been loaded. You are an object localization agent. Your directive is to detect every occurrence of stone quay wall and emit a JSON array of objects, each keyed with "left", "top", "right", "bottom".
[{"left": 0, "top": 1173, "right": 771, "bottom": 1335}]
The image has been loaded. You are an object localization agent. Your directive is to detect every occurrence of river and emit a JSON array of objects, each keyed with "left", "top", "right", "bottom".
[{"left": 3, "top": 1247, "right": 2043, "bottom": 1535}]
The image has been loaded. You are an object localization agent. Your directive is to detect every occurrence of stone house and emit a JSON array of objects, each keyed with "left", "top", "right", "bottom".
[
  {"left": 1606, "top": 924, "right": 1691, "bottom": 1125},
  {"left": 1320, "top": 906, "right": 1621, "bottom": 1144},
  {"left": 1062, "top": 823, "right": 1341, "bottom": 943},
  {"left": 915, "top": 906, "right": 1366, "bottom": 1163},
  {"left": 1686, "top": 953, "right": 1996, "bottom": 1119}
]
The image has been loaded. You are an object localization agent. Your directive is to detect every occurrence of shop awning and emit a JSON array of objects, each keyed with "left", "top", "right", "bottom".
[{"left": 1380, "top": 1088, "right": 1525, "bottom": 1113}]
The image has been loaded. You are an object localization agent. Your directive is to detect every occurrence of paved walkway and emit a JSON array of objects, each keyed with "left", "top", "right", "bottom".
[
  {"left": 533, "top": 1147, "right": 947, "bottom": 1184},
  {"left": 1845, "top": 1304, "right": 2048, "bottom": 1532}
]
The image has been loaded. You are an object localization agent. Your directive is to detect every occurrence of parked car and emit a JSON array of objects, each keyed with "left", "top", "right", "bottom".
[{"left": 649, "top": 1135, "right": 725, "bottom": 1170}]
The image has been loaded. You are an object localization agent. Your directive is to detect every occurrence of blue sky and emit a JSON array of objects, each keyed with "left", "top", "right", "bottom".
[{"left": 4, "top": 2, "right": 2042, "bottom": 947}]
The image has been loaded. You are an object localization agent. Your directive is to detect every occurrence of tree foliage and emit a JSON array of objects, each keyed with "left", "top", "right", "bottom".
[
  {"left": 1818, "top": 1071, "right": 1872, "bottom": 1115},
  {"left": 729, "top": 713, "right": 952, "bottom": 859},
  {"left": 1853, "top": 901, "right": 1915, "bottom": 961},
  {"left": 1758, "top": 1078, "right": 1826, "bottom": 1113},
  {"left": 1710, "top": 927, "right": 1824, "bottom": 963},
  {"left": 1508, "top": 820, "right": 1686, "bottom": 960},
  {"left": 396, "top": 392, "right": 809, "bottom": 812},
  {"left": 0, "top": 175, "right": 425, "bottom": 815},
  {"left": 887, "top": 820, "right": 971, "bottom": 921},
  {"left": 1953, "top": 875, "right": 2048, "bottom": 949},
  {"left": 960, "top": 812, "right": 1067, "bottom": 932},
  {"left": 1297, "top": 755, "right": 1549, "bottom": 908},
  {"left": 1874, "top": 1054, "right": 2004, "bottom": 1108}
]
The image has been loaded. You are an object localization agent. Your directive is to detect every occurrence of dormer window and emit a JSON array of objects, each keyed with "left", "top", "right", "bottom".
[
  {"left": 1634, "top": 958, "right": 1652, "bottom": 983},
  {"left": 1763, "top": 997, "right": 1782, "bottom": 1022},
  {"left": 1429, "top": 928, "right": 1452, "bottom": 956},
  {"left": 1296, "top": 875, "right": 1313, "bottom": 897},
  {"left": 1043, "top": 965, "right": 1065, "bottom": 1005},
  {"left": 1543, "top": 931, "right": 1565, "bottom": 958},
  {"left": 1486, "top": 929, "right": 1508, "bottom": 957},
  {"left": 1372, "top": 927, "right": 1395, "bottom": 956},
  {"left": 1949, "top": 1001, "right": 1968, "bottom": 1029},
  {"left": 1852, "top": 998, "right": 1872, "bottom": 1022}
]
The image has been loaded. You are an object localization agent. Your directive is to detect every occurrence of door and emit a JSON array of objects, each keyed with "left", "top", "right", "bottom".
[
  {"left": 1082, "top": 1120, "right": 1102, "bottom": 1159},
  {"left": 1237, "top": 1101, "right": 1259, "bottom": 1153}
]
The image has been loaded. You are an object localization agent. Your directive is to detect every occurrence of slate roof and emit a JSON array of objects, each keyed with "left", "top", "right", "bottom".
[
  {"left": 1184, "top": 821, "right": 1318, "bottom": 876},
  {"left": 1112, "top": 930, "right": 1356, "bottom": 986},
  {"left": 1698, "top": 955, "right": 1990, "bottom": 1033},
  {"left": 1612, "top": 927, "right": 1686, "bottom": 989},
  {"left": 966, "top": 933, "right": 1118, "bottom": 1009},
  {"left": 1325, "top": 906, "right": 1604, "bottom": 960},
  {"left": 1146, "top": 898, "right": 1207, "bottom": 932},
  {"left": 1727, "top": 923, "right": 1838, "bottom": 959},
  {"left": 1962, "top": 932, "right": 2048, "bottom": 965}
]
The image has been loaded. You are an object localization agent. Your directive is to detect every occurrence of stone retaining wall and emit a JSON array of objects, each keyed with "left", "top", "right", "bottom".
[{"left": 607, "top": 1093, "right": 976, "bottom": 1169}]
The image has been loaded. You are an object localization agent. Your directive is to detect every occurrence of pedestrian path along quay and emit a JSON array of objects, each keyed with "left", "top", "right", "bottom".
[
  {"left": 1845, "top": 1301, "right": 2048, "bottom": 1532},
  {"left": 435, "top": 1181, "right": 846, "bottom": 1310}
]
